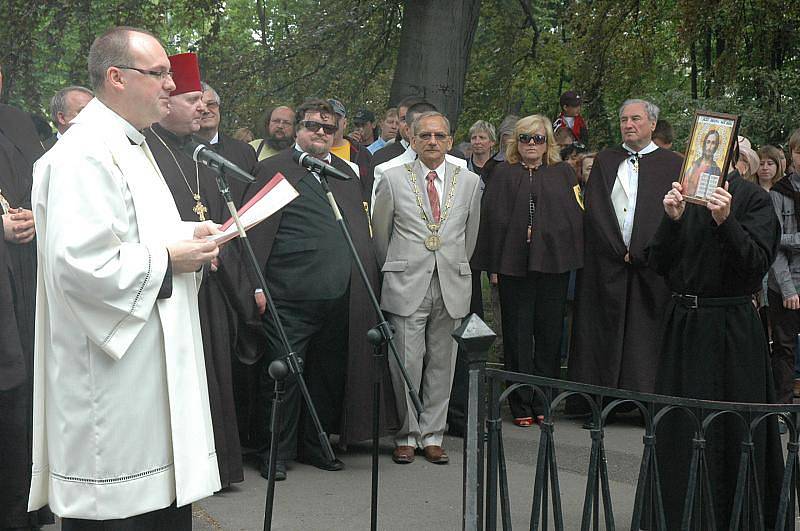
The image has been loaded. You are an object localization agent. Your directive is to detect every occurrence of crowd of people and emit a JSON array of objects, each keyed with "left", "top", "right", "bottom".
[{"left": 2, "top": 24, "right": 800, "bottom": 530}]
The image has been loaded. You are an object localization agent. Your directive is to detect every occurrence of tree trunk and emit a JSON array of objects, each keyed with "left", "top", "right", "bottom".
[
  {"left": 703, "top": 29, "right": 711, "bottom": 98},
  {"left": 690, "top": 41, "right": 698, "bottom": 100},
  {"left": 389, "top": 0, "right": 481, "bottom": 130}
]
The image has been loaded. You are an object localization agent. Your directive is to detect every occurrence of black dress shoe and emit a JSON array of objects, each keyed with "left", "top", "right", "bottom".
[
  {"left": 299, "top": 456, "right": 345, "bottom": 471},
  {"left": 260, "top": 459, "right": 287, "bottom": 481}
]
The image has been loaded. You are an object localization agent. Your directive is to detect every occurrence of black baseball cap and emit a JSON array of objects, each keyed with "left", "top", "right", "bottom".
[
  {"left": 560, "top": 91, "right": 581, "bottom": 107},
  {"left": 353, "top": 109, "right": 375, "bottom": 124}
]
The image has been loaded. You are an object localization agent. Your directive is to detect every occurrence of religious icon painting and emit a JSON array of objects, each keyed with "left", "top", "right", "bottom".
[{"left": 679, "top": 110, "right": 740, "bottom": 205}]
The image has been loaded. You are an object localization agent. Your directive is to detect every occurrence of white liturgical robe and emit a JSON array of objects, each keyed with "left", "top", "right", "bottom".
[{"left": 28, "top": 98, "right": 220, "bottom": 519}]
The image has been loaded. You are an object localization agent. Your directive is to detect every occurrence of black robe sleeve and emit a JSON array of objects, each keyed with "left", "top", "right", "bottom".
[
  {"left": 715, "top": 184, "right": 777, "bottom": 279},
  {"left": 646, "top": 215, "right": 683, "bottom": 276},
  {"left": 645, "top": 173, "right": 779, "bottom": 296}
]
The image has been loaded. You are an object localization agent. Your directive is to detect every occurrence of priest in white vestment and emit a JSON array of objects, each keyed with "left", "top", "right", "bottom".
[{"left": 28, "top": 27, "right": 221, "bottom": 526}]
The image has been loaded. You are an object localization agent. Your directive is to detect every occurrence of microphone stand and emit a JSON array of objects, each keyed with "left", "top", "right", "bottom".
[
  {"left": 208, "top": 167, "right": 335, "bottom": 531},
  {"left": 314, "top": 170, "right": 423, "bottom": 531}
]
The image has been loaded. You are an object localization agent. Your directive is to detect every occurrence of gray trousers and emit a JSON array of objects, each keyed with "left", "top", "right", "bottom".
[{"left": 388, "top": 273, "right": 460, "bottom": 448}]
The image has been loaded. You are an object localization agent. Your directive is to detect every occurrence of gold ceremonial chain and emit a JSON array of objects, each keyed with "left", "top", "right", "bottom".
[
  {"left": 0, "top": 189, "right": 10, "bottom": 215},
  {"left": 405, "top": 163, "right": 459, "bottom": 251},
  {"left": 149, "top": 127, "right": 208, "bottom": 221}
]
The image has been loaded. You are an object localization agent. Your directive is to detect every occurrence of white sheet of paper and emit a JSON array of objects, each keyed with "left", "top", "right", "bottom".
[{"left": 207, "top": 175, "right": 298, "bottom": 244}]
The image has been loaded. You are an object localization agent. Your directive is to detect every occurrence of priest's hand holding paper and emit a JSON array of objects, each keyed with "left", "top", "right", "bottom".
[
  {"left": 663, "top": 182, "right": 686, "bottom": 221},
  {"left": 168, "top": 221, "right": 222, "bottom": 273},
  {"left": 2, "top": 207, "right": 35, "bottom": 244}
]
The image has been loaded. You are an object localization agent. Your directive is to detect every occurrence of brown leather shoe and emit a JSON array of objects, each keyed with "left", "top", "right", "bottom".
[
  {"left": 392, "top": 445, "right": 415, "bottom": 464},
  {"left": 423, "top": 445, "right": 449, "bottom": 464}
]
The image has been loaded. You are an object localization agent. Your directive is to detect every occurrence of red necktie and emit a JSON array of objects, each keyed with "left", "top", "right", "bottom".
[{"left": 426, "top": 170, "right": 441, "bottom": 223}]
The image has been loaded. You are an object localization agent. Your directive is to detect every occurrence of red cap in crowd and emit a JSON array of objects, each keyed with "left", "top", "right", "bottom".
[{"left": 168, "top": 53, "right": 201, "bottom": 96}]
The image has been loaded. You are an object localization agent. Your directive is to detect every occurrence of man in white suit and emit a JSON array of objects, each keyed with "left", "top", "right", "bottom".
[
  {"left": 372, "top": 111, "right": 481, "bottom": 465},
  {"left": 370, "top": 101, "right": 467, "bottom": 211}
]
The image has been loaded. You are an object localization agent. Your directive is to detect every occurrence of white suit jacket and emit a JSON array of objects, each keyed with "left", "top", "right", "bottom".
[{"left": 370, "top": 144, "right": 467, "bottom": 213}]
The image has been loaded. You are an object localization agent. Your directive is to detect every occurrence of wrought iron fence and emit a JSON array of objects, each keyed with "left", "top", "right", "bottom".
[
  {"left": 461, "top": 364, "right": 800, "bottom": 531},
  {"left": 451, "top": 314, "right": 800, "bottom": 531}
]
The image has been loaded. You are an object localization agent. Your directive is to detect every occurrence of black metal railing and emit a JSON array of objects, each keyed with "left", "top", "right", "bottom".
[{"left": 453, "top": 316, "right": 800, "bottom": 531}]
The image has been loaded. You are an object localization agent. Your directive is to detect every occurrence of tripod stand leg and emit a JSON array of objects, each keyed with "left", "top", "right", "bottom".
[
  {"left": 264, "top": 360, "right": 288, "bottom": 531},
  {"left": 284, "top": 353, "right": 336, "bottom": 463},
  {"left": 371, "top": 342, "right": 382, "bottom": 531}
]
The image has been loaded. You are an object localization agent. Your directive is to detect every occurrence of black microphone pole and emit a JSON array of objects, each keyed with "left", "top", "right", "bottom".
[
  {"left": 206, "top": 164, "right": 335, "bottom": 531},
  {"left": 313, "top": 169, "right": 423, "bottom": 531}
]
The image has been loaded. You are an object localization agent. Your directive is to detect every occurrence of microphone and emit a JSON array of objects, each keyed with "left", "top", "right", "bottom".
[
  {"left": 182, "top": 137, "right": 255, "bottom": 183},
  {"left": 292, "top": 151, "right": 352, "bottom": 181}
]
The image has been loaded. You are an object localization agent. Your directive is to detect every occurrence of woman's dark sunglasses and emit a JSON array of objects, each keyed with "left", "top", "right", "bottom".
[
  {"left": 518, "top": 133, "right": 547, "bottom": 145},
  {"left": 301, "top": 120, "right": 338, "bottom": 135}
]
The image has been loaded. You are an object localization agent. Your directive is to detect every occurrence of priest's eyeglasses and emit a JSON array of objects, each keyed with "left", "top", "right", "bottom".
[
  {"left": 518, "top": 133, "right": 547, "bottom": 145},
  {"left": 115, "top": 66, "right": 174, "bottom": 80}
]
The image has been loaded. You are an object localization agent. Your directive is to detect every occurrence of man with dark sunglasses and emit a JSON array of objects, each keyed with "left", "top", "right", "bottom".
[{"left": 241, "top": 98, "right": 393, "bottom": 482}]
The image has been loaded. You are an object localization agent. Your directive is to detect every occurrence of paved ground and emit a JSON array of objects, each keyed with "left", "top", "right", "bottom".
[
  {"left": 190, "top": 411, "right": 646, "bottom": 531},
  {"left": 51, "top": 409, "right": 797, "bottom": 530}
]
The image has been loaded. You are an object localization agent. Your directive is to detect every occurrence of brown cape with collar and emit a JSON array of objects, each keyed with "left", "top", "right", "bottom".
[
  {"left": 472, "top": 161, "right": 583, "bottom": 276},
  {"left": 568, "top": 146, "right": 682, "bottom": 394}
]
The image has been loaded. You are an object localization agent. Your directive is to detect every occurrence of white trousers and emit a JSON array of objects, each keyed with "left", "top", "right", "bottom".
[{"left": 388, "top": 273, "right": 460, "bottom": 448}]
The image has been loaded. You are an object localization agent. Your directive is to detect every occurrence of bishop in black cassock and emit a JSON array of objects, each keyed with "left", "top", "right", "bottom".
[
  {"left": 143, "top": 53, "right": 245, "bottom": 488},
  {"left": 0, "top": 101, "right": 54, "bottom": 528},
  {"left": 146, "top": 118, "right": 246, "bottom": 489},
  {"left": 647, "top": 170, "right": 784, "bottom": 529}
]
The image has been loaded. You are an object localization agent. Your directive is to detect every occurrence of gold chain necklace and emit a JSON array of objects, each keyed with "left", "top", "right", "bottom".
[
  {"left": 149, "top": 127, "right": 208, "bottom": 221},
  {"left": 405, "top": 163, "right": 459, "bottom": 251}
]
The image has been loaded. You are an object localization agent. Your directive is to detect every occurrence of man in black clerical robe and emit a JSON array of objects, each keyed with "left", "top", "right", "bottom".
[
  {"left": 569, "top": 99, "right": 683, "bottom": 397},
  {"left": 193, "top": 82, "right": 265, "bottom": 451},
  {"left": 647, "top": 169, "right": 784, "bottom": 529},
  {"left": 143, "top": 52, "right": 244, "bottom": 488},
  {"left": 239, "top": 99, "right": 396, "bottom": 480},
  {"left": 0, "top": 86, "right": 54, "bottom": 527}
]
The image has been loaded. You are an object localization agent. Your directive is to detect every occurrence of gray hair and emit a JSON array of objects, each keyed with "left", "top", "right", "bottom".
[
  {"left": 50, "top": 86, "right": 94, "bottom": 123},
  {"left": 88, "top": 26, "right": 158, "bottom": 92},
  {"left": 497, "top": 114, "right": 520, "bottom": 138},
  {"left": 469, "top": 120, "right": 497, "bottom": 143},
  {"left": 410, "top": 111, "right": 451, "bottom": 137},
  {"left": 201, "top": 81, "right": 220, "bottom": 106},
  {"left": 619, "top": 99, "right": 659, "bottom": 122}
]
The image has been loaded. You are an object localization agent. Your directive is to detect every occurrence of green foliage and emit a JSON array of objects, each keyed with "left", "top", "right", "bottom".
[{"left": 4, "top": 0, "right": 799, "bottom": 151}]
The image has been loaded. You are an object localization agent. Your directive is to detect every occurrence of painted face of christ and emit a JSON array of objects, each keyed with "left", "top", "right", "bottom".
[{"left": 703, "top": 130, "right": 720, "bottom": 161}]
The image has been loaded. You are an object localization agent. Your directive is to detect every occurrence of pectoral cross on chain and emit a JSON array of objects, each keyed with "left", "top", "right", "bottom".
[{"left": 192, "top": 194, "right": 208, "bottom": 221}]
